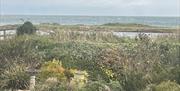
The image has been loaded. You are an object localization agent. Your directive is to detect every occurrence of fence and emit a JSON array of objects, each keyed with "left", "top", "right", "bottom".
[{"left": 0, "top": 29, "right": 16, "bottom": 40}]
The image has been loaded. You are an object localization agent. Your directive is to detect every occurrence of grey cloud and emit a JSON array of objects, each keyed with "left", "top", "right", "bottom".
[{"left": 1, "top": 0, "right": 179, "bottom": 16}]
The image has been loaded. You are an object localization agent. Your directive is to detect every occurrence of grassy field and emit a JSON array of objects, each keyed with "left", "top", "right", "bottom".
[{"left": 0, "top": 23, "right": 180, "bottom": 91}]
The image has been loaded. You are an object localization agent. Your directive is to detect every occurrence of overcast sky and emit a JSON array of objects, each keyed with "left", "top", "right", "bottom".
[{"left": 0, "top": 0, "right": 179, "bottom": 16}]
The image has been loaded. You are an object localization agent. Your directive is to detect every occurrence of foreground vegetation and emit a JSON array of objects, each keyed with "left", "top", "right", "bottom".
[{"left": 0, "top": 22, "right": 180, "bottom": 91}]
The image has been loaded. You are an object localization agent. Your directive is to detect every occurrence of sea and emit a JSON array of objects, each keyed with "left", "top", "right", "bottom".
[{"left": 0, "top": 15, "right": 180, "bottom": 27}]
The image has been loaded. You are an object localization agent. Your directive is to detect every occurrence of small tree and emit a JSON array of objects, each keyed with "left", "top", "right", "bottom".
[{"left": 17, "top": 21, "right": 36, "bottom": 36}]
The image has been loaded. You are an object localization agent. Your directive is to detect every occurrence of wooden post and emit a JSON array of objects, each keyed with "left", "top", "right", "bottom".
[
  {"left": 3, "top": 30, "right": 6, "bottom": 39},
  {"left": 30, "top": 75, "right": 36, "bottom": 91},
  {"left": 26, "top": 68, "right": 39, "bottom": 91}
]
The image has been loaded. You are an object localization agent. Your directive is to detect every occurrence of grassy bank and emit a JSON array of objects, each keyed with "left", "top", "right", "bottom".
[
  {"left": 37, "top": 23, "right": 179, "bottom": 33},
  {"left": 0, "top": 23, "right": 179, "bottom": 33}
]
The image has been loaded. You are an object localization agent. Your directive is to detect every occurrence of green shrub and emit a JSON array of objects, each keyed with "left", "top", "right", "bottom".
[
  {"left": 17, "top": 21, "right": 36, "bottom": 36},
  {"left": 0, "top": 35, "right": 53, "bottom": 71},
  {"left": 37, "top": 59, "right": 89, "bottom": 91},
  {"left": 80, "top": 81, "right": 108, "bottom": 91},
  {"left": 154, "top": 81, "right": 180, "bottom": 91},
  {"left": 43, "top": 42, "right": 111, "bottom": 81},
  {"left": 107, "top": 81, "right": 124, "bottom": 91},
  {"left": 0, "top": 64, "right": 30, "bottom": 90},
  {"left": 35, "top": 80, "right": 67, "bottom": 91},
  {"left": 39, "top": 59, "right": 66, "bottom": 81},
  {"left": 80, "top": 81, "right": 124, "bottom": 91}
]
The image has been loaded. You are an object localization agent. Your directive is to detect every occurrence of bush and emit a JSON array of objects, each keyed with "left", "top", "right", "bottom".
[
  {"left": 39, "top": 59, "right": 66, "bottom": 81},
  {"left": 80, "top": 81, "right": 108, "bottom": 91},
  {"left": 0, "top": 35, "right": 48, "bottom": 71},
  {"left": 154, "top": 81, "right": 180, "bottom": 91},
  {"left": 17, "top": 21, "right": 36, "bottom": 36},
  {"left": 107, "top": 81, "right": 124, "bottom": 91},
  {"left": 37, "top": 59, "right": 89, "bottom": 91},
  {"left": 80, "top": 81, "right": 124, "bottom": 91},
  {"left": 0, "top": 64, "right": 30, "bottom": 90},
  {"left": 43, "top": 42, "right": 110, "bottom": 81}
]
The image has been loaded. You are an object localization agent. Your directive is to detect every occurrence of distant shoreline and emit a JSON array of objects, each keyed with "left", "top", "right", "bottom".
[
  {"left": 0, "top": 23, "right": 178, "bottom": 33},
  {"left": 1, "top": 15, "right": 179, "bottom": 27}
]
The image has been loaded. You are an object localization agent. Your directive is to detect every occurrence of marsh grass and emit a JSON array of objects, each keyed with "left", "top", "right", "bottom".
[
  {"left": 51, "top": 30, "right": 128, "bottom": 43},
  {"left": 36, "top": 23, "right": 178, "bottom": 33}
]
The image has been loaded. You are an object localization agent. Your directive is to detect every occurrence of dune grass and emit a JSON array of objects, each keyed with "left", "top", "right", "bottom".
[{"left": 0, "top": 23, "right": 179, "bottom": 91}]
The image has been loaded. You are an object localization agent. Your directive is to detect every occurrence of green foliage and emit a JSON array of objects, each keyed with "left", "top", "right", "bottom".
[
  {"left": 0, "top": 35, "right": 51, "bottom": 72},
  {"left": 81, "top": 81, "right": 108, "bottom": 91},
  {"left": 17, "top": 21, "right": 36, "bottom": 36},
  {"left": 154, "top": 81, "right": 180, "bottom": 91},
  {"left": 0, "top": 26, "right": 179, "bottom": 91},
  {"left": 43, "top": 41, "right": 111, "bottom": 81},
  {"left": 107, "top": 81, "right": 124, "bottom": 91},
  {"left": 69, "top": 69, "right": 89, "bottom": 90},
  {"left": 37, "top": 59, "right": 89, "bottom": 91},
  {"left": 80, "top": 81, "right": 124, "bottom": 91},
  {"left": 0, "top": 64, "right": 29, "bottom": 90},
  {"left": 39, "top": 59, "right": 66, "bottom": 81},
  {"left": 35, "top": 79, "right": 67, "bottom": 91}
]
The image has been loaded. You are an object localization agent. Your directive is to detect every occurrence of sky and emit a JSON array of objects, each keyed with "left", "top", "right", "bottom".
[{"left": 0, "top": 0, "right": 180, "bottom": 16}]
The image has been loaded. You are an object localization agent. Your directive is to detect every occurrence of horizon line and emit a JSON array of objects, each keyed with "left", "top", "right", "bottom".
[{"left": 1, "top": 14, "right": 180, "bottom": 17}]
